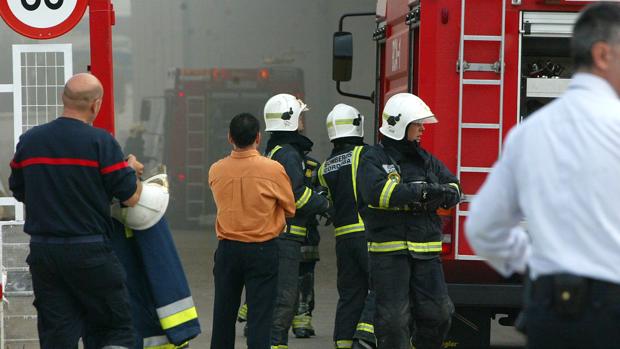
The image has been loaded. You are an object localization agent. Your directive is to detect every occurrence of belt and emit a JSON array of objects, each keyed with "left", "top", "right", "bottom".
[
  {"left": 532, "top": 274, "right": 620, "bottom": 303},
  {"left": 30, "top": 235, "right": 105, "bottom": 244}
]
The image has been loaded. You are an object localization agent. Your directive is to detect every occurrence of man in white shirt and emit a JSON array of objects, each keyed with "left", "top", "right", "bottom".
[{"left": 466, "top": 3, "right": 620, "bottom": 348}]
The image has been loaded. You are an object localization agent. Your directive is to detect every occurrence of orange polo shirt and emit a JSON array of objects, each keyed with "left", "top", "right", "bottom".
[{"left": 208, "top": 149, "right": 295, "bottom": 242}]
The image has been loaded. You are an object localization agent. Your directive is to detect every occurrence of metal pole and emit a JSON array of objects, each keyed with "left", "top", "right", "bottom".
[{"left": 89, "top": 0, "right": 116, "bottom": 134}]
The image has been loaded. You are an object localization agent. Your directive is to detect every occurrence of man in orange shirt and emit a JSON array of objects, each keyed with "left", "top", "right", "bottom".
[{"left": 208, "top": 113, "right": 296, "bottom": 349}]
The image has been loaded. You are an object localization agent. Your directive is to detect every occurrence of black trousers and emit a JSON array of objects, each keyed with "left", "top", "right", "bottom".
[
  {"left": 210, "top": 239, "right": 279, "bottom": 349},
  {"left": 525, "top": 275, "right": 620, "bottom": 349},
  {"left": 298, "top": 261, "right": 316, "bottom": 316},
  {"left": 370, "top": 254, "right": 453, "bottom": 349},
  {"left": 271, "top": 238, "right": 302, "bottom": 346},
  {"left": 334, "top": 236, "right": 376, "bottom": 346},
  {"left": 27, "top": 241, "right": 134, "bottom": 349}
]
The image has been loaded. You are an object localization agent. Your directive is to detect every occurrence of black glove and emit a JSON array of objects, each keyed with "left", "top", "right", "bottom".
[
  {"left": 425, "top": 183, "right": 461, "bottom": 211},
  {"left": 314, "top": 186, "right": 332, "bottom": 213},
  {"left": 441, "top": 184, "right": 461, "bottom": 208},
  {"left": 421, "top": 183, "right": 444, "bottom": 212}
]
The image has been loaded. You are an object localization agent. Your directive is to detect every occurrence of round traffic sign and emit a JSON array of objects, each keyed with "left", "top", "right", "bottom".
[{"left": 0, "top": 0, "right": 88, "bottom": 39}]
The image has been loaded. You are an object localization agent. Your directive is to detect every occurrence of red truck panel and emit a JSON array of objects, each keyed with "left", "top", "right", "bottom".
[{"left": 379, "top": 0, "right": 588, "bottom": 266}]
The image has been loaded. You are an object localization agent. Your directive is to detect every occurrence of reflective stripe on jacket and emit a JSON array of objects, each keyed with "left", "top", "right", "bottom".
[
  {"left": 358, "top": 144, "right": 460, "bottom": 257},
  {"left": 267, "top": 144, "right": 329, "bottom": 242},
  {"left": 319, "top": 144, "right": 366, "bottom": 239}
]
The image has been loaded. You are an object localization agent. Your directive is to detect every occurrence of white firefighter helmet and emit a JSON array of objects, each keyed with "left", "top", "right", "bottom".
[
  {"left": 111, "top": 173, "right": 170, "bottom": 230},
  {"left": 326, "top": 103, "right": 364, "bottom": 140},
  {"left": 263, "top": 93, "right": 309, "bottom": 132},
  {"left": 379, "top": 93, "right": 438, "bottom": 140}
]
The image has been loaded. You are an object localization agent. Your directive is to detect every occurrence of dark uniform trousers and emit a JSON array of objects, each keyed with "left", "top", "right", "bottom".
[
  {"left": 27, "top": 241, "right": 134, "bottom": 349},
  {"left": 294, "top": 222, "right": 320, "bottom": 335},
  {"left": 524, "top": 274, "right": 620, "bottom": 349},
  {"left": 211, "top": 239, "right": 279, "bottom": 349},
  {"left": 370, "top": 254, "right": 453, "bottom": 349},
  {"left": 334, "top": 236, "right": 376, "bottom": 345},
  {"left": 271, "top": 238, "right": 302, "bottom": 346}
]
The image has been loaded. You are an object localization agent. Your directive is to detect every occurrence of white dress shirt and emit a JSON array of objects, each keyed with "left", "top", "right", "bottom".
[{"left": 466, "top": 73, "right": 620, "bottom": 284}]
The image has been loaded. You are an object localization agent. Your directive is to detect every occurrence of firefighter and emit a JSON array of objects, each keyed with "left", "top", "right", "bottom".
[
  {"left": 357, "top": 93, "right": 460, "bottom": 349},
  {"left": 318, "top": 104, "right": 376, "bottom": 349},
  {"left": 264, "top": 93, "right": 330, "bottom": 348},
  {"left": 8, "top": 73, "right": 142, "bottom": 349},
  {"left": 292, "top": 155, "right": 322, "bottom": 339}
]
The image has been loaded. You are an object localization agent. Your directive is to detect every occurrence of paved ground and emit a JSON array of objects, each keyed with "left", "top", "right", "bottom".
[{"left": 173, "top": 226, "right": 526, "bottom": 349}]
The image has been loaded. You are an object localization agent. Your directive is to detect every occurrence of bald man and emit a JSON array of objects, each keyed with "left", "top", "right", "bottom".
[{"left": 9, "top": 73, "right": 143, "bottom": 349}]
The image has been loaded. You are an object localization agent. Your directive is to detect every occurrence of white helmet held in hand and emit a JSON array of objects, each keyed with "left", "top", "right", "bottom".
[
  {"left": 379, "top": 93, "right": 437, "bottom": 140},
  {"left": 264, "top": 93, "right": 309, "bottom": 132},
  {"left": 326, "top": 103, "right": 364, "bottom": 140},
  {"left": 111, "top": 173, "right": 170, "bottom": 230}
]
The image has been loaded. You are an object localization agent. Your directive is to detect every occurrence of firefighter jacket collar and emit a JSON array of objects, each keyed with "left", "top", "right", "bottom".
[
  {"left": 381, "top": 137, "right": 429, "bottom": 164},
  {"left": 332, "top": 137, "right": 365, "bottom": 149},
  {"left": 266, "top": 131, "right": 313, "bottom": 154}
]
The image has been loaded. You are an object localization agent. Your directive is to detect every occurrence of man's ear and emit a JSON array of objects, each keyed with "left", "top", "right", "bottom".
[
  {"left": 255, "top": 132, "right": 261, "bottom": 146},
  {"left": 228, "top": 132, "right": 234, "bottom": 146},
  {"left": 591, "top": 41, "right": 611, "bottom": 72}
]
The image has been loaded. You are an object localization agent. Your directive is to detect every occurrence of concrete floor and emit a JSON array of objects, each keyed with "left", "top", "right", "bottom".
[{"left": 172, "top": 226, "right": 526, "bottom": 349}]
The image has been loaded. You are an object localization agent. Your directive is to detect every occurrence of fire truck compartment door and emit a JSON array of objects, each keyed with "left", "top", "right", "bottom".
[{"left": 522, "top": 12, "right": 578, "bottom": 38}]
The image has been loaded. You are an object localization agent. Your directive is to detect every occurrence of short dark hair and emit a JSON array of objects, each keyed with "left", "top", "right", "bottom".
[
  {"left": 572, "top": 2, "right": 620, "bottom": 68},
  {"left": 229, "top": 113, "right": 260, "bottom": 148}
]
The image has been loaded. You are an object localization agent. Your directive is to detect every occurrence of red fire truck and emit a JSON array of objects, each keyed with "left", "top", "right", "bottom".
[
  {"left": 163, "top": 67, "right": 304, "bottom": 226},
  {"left": 333, "top": 0, "right": 590, "bottom": 346}
]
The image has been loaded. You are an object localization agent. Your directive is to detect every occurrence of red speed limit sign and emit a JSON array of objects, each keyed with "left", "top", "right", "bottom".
[{"left": 0, "top": 0, "right": 88, "bottom": 39}]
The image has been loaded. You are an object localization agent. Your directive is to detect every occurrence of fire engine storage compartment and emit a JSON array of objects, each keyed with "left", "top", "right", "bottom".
[{"left": 520, "top": 12, "right": 577, "bottom": 120}]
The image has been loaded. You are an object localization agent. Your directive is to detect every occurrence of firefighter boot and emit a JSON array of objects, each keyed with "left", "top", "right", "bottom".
[{"left": 292, "top": 312, "right": 314, "bottom": 338}]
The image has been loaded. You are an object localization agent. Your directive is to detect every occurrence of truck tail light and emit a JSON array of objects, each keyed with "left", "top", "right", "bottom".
[
  {"left": 176, "top": 173, "right": 186, "bottom": 182},
  {"left": 258, "top": 68, "right": 270, "bottom": 80},
  {"left": 438, "top": 208, "right": 454, "bottom": 256}
]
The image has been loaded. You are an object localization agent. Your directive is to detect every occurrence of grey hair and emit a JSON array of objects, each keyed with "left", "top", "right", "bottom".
[{"left": 572, "top": 2, "right": 620, "bottom": 69}]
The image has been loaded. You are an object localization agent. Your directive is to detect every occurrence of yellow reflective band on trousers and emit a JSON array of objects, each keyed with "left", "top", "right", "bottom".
[
  {"left": 379, "top": 179, "right": 397, "bottom": 208},
  {"left": 271, "top": 345, "right": 289, "bottom": 349},
  {"left": 356, "top": 322, "right": 375, "bottom": 333},
  {"left": 237, "top": 303, "right": 248, "bottom": 320},
  {"left": 296, "top": 187, "right": 312, "bottom": 208},
  {"left": 267, "top": 145, "right": 283, "bottom": 159},
  {"left": 334, "top": 220, "right": 365, "bottom": 237},
  {"left": 336, "top": 339, "right": 353, "bottom": 348},
  {"left": 289, "top": 225, "right": 307, "bottom": 237},
  {"left": 157, "top": 296, "right": 199, "bottom": 330},
  {"left": 368, "top": 241, "right": 442, "bottom": 253},
  {"left": 292, "top": 314, "right": 312, "bottom": 329}
]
